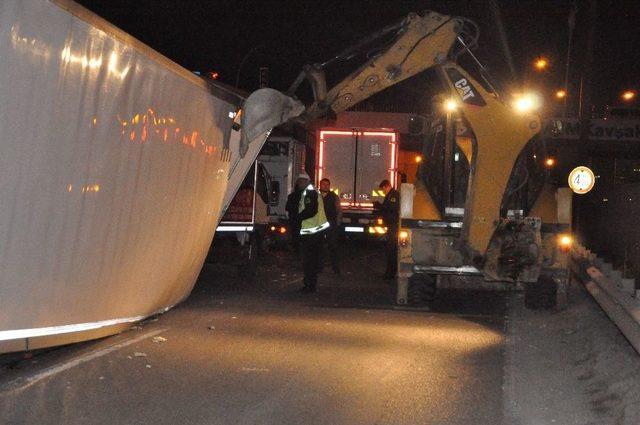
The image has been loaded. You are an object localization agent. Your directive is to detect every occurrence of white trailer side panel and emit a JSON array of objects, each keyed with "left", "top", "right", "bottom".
[{"left": 0, "top": 0, "right": 269, "bottom": 351}]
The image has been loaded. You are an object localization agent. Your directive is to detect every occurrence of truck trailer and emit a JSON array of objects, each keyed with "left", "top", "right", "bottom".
[
  {"left": 0, "top": 0, "right": 301, "bottom": 352},
  {"left": 315, "top": 128, "right": 399, "bottom": 235}
]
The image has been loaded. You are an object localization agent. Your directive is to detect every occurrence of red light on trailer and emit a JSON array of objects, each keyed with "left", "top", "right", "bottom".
[
  {"left": 318, "top": 139, "right": 324, "bottom": 183},
  {"left": 320, "top": 130, "right": 354, "bottom": 137},
  {"left": 318, "top": 130, "right": 353, "bottom": 185},
  {"left": 319, "top": 129, "right": 398, "bottom": 189},
  {"left": 362, "top": 131, "right": 397, "bottom": 142},
  {"left": 389, "top": 141, "right": 397, "bottom": 186}
]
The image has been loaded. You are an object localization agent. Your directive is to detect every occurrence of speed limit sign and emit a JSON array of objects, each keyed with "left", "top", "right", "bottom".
[{"left": 568, "top": 166, "right": 595, "bottom": 195}]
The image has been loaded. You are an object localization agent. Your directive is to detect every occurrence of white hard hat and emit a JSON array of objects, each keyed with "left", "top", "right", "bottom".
[{"left": 297, "top": 171, "right": 310, "bottom": 180}]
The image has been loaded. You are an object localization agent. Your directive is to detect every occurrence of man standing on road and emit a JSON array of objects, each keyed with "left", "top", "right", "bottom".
[
  {"left": 285, "top": 175, "right": 308, "bottom": 254},
  {"left": 297, "top": 172, "right": 330, "bottom": 293},
  {"left": 319, "top": 178, "right": 341, "bottom": 274},
  {"left": 375, "top": 179, "right": 400, "bottom": 279}
]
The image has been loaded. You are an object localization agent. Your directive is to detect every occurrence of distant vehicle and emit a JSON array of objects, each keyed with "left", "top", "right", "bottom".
[
  {"left": 209, "top": 137, "right": 306, "bottom": 276},
  {"left": 315, "top": 128, "right": 399, "bottom": 236}
]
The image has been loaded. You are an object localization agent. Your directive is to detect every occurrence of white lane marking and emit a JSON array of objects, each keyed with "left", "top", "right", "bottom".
[{"left": 1, "top": 328, "right": 167, "bottom": 393}]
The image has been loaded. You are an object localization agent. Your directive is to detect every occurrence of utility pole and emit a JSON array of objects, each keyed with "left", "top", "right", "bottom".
[
  {"left": 563, "top": 4, "right": 577, "bottom": 118},
  {"left": 579, "top": 0, "right": 598, "bottom": 148},
  {"left": 235, "top": 44, "right": 264, "bottom": 88}
]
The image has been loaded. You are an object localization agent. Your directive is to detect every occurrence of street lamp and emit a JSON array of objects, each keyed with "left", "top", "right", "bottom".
[
  {"left": 621, "top": 90, "right": 636, "bottom": 102},
  {"left": 533, "top": 57, "right": 549, "bottom": 72},
  {"left": 555, "top": 89, "right": 567, "bottom": 100}
]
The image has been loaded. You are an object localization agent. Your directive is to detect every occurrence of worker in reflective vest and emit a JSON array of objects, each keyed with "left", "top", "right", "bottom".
[{"left": 297, "top": 172, "right": 330, "bottom": 293}]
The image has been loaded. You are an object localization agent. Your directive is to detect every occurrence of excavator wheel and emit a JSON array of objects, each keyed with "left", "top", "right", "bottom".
[{"left": 407, "top": 274, "right": 437, "bottom": 305}]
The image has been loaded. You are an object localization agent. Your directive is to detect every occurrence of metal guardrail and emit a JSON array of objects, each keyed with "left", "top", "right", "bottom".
[{"left": 571, "top": 245, "right": 640, "bottom": 355}]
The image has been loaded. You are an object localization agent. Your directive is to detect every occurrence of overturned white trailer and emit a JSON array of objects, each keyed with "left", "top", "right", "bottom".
[{"left": 0, "top": 0, "right": 301, "bottom": 352}]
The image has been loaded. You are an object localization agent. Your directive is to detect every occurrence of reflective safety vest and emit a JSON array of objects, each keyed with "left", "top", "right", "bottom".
[{"left": 299, "top": 184, "right": 330, "bottom": 235}]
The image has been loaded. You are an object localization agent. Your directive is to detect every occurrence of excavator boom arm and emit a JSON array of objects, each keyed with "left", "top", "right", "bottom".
[{"left": 296, "top": 11, "right": 464, "bottom": 119}]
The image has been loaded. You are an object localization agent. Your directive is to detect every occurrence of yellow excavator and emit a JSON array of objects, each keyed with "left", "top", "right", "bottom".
[{"left": 287, "top": 10, "right": 572, "bottom": 309}]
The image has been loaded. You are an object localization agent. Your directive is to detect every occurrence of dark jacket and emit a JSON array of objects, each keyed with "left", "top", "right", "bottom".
[
  {"left": 378, "top": 188, "right": 400, "bottom": 229},
  {"left": 298, "top": 189, "right": 319, "bottom": 221},
  {"left": 321, "top": 191, "right": 341, "bottom": 226},
  {"left": 286, "top": 189, "right": 302, "bottom": 224}
]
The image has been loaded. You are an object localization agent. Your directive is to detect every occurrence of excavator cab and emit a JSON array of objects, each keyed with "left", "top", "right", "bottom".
[{"left": 418, "top": 101, "right": 472, "bottom": 219}]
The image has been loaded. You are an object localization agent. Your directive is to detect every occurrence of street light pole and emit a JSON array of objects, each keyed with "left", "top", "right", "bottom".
[
  {"left": 235, "top": 44, "right": 265, "bottom": 88},
  {"left": 563, "top": 5, "right": 577, "bottom": 117},
  {"left": 579, "top": 0, "right": 597, "bottom": 148}
]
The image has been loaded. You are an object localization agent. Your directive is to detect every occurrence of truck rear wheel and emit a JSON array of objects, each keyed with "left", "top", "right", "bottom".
[
  {"left": 524, "top": 275, "right": 557, "bottom": 310},
  {"left": 408, "top": 274, "right": 437, "bottom": 305}
]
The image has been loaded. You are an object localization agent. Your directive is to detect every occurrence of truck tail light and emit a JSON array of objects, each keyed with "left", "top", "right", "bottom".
[{"left": 368, "top": 226, "right": 387, "bottom": 235}]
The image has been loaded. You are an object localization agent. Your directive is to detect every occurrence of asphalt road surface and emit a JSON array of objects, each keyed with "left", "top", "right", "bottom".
[{"left": 0, "top": 241, "right": 508, "bottom": 425}]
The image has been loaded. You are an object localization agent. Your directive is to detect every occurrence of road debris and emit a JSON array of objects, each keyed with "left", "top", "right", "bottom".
[
  {"left": 241, "top": 367, "right": 269, "bottom": 373},
  {"left": 133, "top": 352, "right": 147, "bottom": 358},
  {"left": 152, "top": 336, "right": 167, "bottom": 343}
]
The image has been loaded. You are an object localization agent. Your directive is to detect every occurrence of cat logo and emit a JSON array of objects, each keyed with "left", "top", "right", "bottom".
[
  {"left": 455, "top": 78, "right": 476, "bottom": 101},
  {"left": 446, "top": 68, "right": 486, "bottom": 106}
]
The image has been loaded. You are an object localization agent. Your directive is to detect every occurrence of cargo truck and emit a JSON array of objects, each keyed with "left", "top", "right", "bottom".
[
  {"left": 315, "top": 128, "right": 399, "bottom": 235},
  {"left": 210, "top": 136, "right": 306, "bottom": 277}
]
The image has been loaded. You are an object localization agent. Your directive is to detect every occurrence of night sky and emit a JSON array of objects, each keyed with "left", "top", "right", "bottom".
[{"left": 76, "top": 0, "right": 639, "bottom": 115}]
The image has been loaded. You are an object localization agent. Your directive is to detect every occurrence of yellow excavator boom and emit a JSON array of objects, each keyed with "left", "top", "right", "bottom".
[{"left": 292, "top": 11, "right": 464, "bottom": 119}]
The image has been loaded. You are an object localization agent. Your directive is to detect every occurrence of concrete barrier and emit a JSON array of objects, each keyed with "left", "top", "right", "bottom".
[
  {"left": 571, "top": 245, "right": 640, "bottom": 354},
  {"left": 600, "top": 262, "right": 613, "bottom": 274},
  {"left": 609, "top": 269, "right": 622, "bottom": 282},
  {"left": 621, "top": 278, "right": 636, "bottom": 295},
  {"left": 572, "top": 244, "right": 640, "bottom": 355},
  {"left": 583, "top": 275, "right": 640, "bottom": 355}
]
